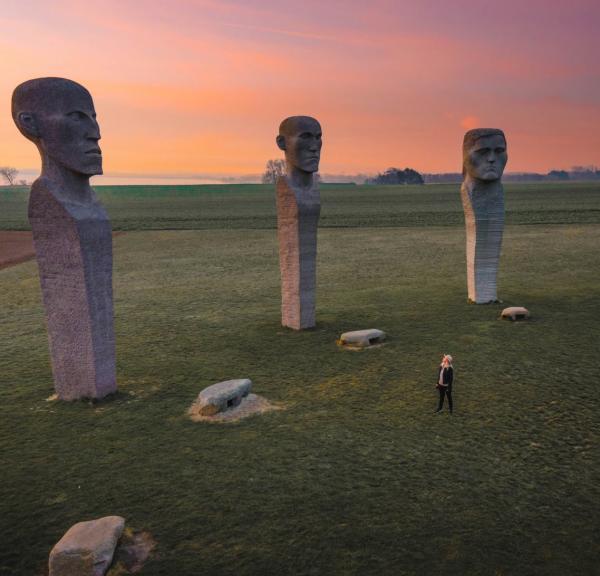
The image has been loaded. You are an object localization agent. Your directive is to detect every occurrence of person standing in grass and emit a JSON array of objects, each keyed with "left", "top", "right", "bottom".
[{"left": 435, "top": 354, "right": 454, "bottom": 414}]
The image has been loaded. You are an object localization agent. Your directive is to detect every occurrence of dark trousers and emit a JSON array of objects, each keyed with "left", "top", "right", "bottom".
[{"left": 437, "top": 385, "right": 453, "bottom": 412}]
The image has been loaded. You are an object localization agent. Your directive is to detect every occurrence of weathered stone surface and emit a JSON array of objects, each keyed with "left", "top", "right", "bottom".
[
  {"left": 190, "top": 378, "right": 252, "bottom": 417},
  {"left": 189, "top": 393, "right": 283, "bottom": 423},
  {"left": 49, "top": 516, "right": 125, "bottom": 576},
  {"left": 340, "top": 329, "right": 386, "bottom": 348},
  {"left": 276, "top": 176, "right": 320, "bottom": 330},
  {"left": 275, "top": 116, "right": 322, "bottom": 330},
  {"left": 12, "top": 78, "right": 116, "bottom": 400},
  {"left": 501, "top": 306, "right": 530, "bottom": 321},
  {"left": 460, "top": 128, "right": 507, "bottom": 304}
]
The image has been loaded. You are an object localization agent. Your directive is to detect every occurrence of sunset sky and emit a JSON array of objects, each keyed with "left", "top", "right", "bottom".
[{"left": 1, "top": 0, "right": 599, "bottom": 182}]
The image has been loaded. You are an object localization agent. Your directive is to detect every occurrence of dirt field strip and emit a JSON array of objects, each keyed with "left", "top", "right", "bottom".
[
  {"left": 0, "top": 231, "right": 125, "bottom": 270},
  {"left": 0, "top": 231, "right": 35, "bottom": 270}
]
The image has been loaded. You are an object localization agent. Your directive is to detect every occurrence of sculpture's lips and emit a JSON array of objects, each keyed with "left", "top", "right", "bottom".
[{"left": 85, "top": 148, "right": 102, "bottom": 155}]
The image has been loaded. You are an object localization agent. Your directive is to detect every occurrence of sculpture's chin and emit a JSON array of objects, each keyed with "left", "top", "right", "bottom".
[
  {"left": 51, "top": 158, "right": 103, "bottom": 178},
  {"left": 471, "top": 172, "right": 500, "bottom": 183},
  {"left": 76, "top": 162, "right": 103, "bottom": 177},
  {"left": 295, "top": 159, "right": 320, "bottom": 173},
  {"left": 290, "top": 165, "right": 318, "bottom": 177}
]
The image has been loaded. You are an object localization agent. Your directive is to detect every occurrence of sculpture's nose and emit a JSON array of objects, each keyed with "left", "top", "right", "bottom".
[
  {"left": 88, "top": 117, "right": 101, "bottom": 141},
  {"left": 310, "top": 135, "right": 323, "bottom": 150}
]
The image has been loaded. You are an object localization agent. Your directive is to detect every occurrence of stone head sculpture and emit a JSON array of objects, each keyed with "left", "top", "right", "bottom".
[
  {"left": 462, "top": 128, "right": 507, "bottom": 182},
  {"left": 461, "top": 128, "right": 507, "bottom": 304},
  {"left": 11, "top": 77, "right": 115, "bottom": 400},
  {"left": 12, "top": 77, "right": 102, "bottom": 182},
  {"left": 276, "top": 116, "right": 322, "bottom": 189}
]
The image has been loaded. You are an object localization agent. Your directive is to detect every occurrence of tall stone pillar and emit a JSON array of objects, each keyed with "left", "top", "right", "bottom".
[
  {"left": 276, "top": 176, "right": 320, "bottom": 329},
  {"left": 274, "top": 115, "right": 322, "bottom": 329},
  {"left": 460, "top": 128, "right": 508, "bottom": 304},
  {"left": 12, "top": 77, "right": 116, "bottom": 399}
]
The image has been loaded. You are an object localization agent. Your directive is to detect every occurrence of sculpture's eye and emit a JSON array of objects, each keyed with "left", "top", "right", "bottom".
[
  {"left": 68, "top": 111, "right": 86, "bottom": 121},
  {"left": 496, "top": 147, "right": 506, "bottom": 154}
]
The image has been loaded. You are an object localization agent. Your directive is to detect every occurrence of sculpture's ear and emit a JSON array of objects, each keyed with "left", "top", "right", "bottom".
[
  {"left": 16, "top": 112, "right": 40, "bottom": 139},
  {"left": 276, "top": 134, "right": 286, "bottom": 151}
]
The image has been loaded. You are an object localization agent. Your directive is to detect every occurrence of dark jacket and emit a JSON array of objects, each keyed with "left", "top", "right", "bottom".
[{"left": 437, "top": 366, "right": 453, "bottom": 387}]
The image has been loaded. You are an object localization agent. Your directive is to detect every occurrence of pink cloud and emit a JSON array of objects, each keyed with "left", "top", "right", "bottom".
[{"left": 461, "top": 116, "right": 480, "bottom": 131}]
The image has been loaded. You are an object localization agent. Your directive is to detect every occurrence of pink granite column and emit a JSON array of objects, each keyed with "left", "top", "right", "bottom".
[
  {"left": 12, "top": 77, "right": 116, "bottom": 399},
  {"left": 276, "top": 176, "right": 320, "bottom": 329}
]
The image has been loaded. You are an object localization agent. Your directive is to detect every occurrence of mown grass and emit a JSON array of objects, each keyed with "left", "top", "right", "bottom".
[
  {"left": 1, "top": 201, "right": 599, "bottom": 574},
  {"left": 1, "top": 181, "right": 600, "bottom": 230}
]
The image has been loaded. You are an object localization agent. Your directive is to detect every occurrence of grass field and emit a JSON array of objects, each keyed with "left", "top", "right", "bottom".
[
  {"left": 1, "top": 184, "right": 599, "bottom": 575},
  {"left": 1, "top": 181, "right": 600, "bottom": 230}
]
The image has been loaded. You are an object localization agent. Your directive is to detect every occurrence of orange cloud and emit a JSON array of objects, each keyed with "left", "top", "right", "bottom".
[
  {"left": 460, "top": 116, "right": 481, "bottom": 131},
  {"left": 1, "top": 1, "right": 599, "bottom": 177}
]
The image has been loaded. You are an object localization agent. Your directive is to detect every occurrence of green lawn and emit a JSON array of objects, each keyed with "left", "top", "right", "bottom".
[
  {"left": 1, "top": 185, "right": 599, "bottom": 575},
  {"left": 1, "top": 181, "right": 600, "bottom": 230}
]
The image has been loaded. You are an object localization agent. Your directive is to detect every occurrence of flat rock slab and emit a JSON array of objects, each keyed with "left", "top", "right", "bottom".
[
  {"left": 49, "top": 516, "right": 125, "bottom": 576},
  {"left": 501, "top": 307, "right": 530, "bottom": 321},
  {"left": 189, "top": 393, "right": 283, "bottom": 423},
  {"left": 189, "top": 378, "right": 252, "bottom": 417},
  {"left": 339, "top": 329, "right": 386, "bottom": 348}
]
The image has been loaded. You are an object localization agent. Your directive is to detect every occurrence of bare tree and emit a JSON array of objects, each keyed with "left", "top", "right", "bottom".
[
  {"left": 0, "top": 166, "right": 18, "bottom": 185},
  {"left": 261, "top": 159, "right": 286, "bottom": 184}
]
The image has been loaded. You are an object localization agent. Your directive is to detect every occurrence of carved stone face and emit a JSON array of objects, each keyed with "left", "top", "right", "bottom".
[
  {"left": 464, "top": 134, "right": 507, "bottom": 182},
  {"left": 13, "top": 79, "right": 102, "bottom": 176},
  {"left": 277, "top": 116, "right": 322, "bottom": 174}
]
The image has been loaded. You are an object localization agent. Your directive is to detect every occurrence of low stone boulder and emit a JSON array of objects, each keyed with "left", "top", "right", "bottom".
[
  {"left": 190, "top": 378, "right": 252, "bottom": 417},
  {"left": 339, "top": 329, "right": 386, "bottom": 348},
  {"left": 49, "top": 516, "right": 125, "bottom": 576},
  {"left": 501, "top": 307, "right": 530, "bottom": 321}
]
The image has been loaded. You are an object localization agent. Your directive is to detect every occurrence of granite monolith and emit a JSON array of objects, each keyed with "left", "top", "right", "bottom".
[
  {"left": 460, "top": 128, "right": 507, "bottom": 304},
  {"left": 275, "top": 116, "right": 322, "bottom": 329},
  {"left": 12, "top": 77, "right": 116, "bottom": 400}
]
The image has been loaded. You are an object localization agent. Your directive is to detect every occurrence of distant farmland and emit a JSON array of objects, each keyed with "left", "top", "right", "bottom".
[{"left": 1, "top": 181, "right": 599, "bottom": 230}]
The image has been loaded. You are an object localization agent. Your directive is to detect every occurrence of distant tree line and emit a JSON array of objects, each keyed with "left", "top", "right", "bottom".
[
  {"left": 365, "top": 167, "right": 424, "bottom": 185},
  {"left": 261, "top": 160, "right": 600, "bottom": 186},
  {"left": 423, "top": 166, "right": 600, "bottom": 184}
]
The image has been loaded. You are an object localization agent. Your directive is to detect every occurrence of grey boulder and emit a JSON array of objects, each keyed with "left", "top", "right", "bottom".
[
  {"left": 190, "top": 378, "right": 252, "bottom": 416},
  {"left": 339, "top": 329, "right": 386, "bottom": 348},
  {"left": 501, "top": 306, "right": 530, "bottom": 321},
  {"left": 49, "top": 516, "right": 125, "bottom": 576}
]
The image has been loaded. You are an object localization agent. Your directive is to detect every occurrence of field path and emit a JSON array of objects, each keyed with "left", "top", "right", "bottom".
[
  {"left": 0, "top": 231, "right": 35, "bottom": 269},
  {"left": 0, "top": 231, "right": 125, "bottom": 270}
]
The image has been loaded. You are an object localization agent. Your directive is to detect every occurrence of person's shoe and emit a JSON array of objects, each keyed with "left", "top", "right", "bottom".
[{"left": 434, "top": 409, "right": 443, "bottom": 414}]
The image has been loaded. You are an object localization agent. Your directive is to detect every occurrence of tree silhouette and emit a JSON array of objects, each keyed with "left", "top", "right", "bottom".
[
  {"left": 262, "top": 159, "right": 286, "bottom": 184},
  {"left": 0, "top": 166, "right": 18, "bottom": 185}
]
